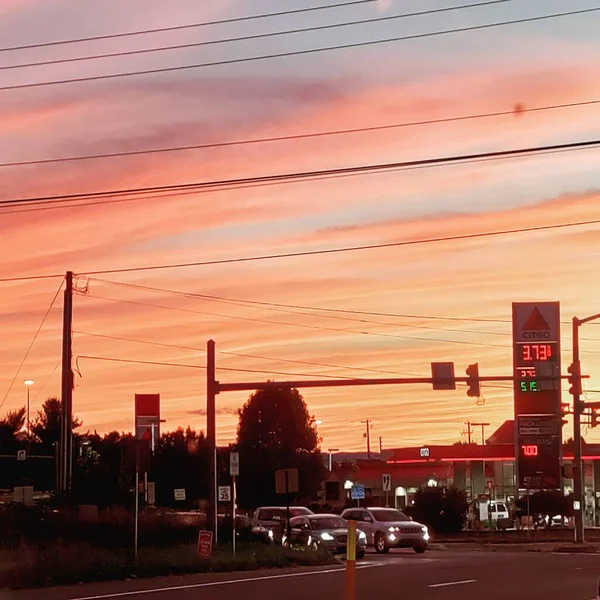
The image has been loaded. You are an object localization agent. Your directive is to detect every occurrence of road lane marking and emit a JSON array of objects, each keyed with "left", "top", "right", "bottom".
[
  {"left": 429, "top": 579, "right": 476, "bottom": 588},
  {"left": 66, "top": 564, "right": 377, "bottom": 600}
]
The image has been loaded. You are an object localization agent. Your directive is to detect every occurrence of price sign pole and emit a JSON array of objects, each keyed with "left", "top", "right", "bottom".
[{"left": 232, "top": 475, "right": 237, "bottom": 556}]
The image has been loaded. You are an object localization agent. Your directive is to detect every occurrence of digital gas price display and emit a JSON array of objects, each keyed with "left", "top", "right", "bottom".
[{"left": 515, "top": 341, "right": 559, "bottom": 394}]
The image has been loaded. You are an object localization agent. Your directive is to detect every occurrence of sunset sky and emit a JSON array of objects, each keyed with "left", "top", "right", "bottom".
[{"left": 2, "top": 0, "right": 600, "bottom": 451}]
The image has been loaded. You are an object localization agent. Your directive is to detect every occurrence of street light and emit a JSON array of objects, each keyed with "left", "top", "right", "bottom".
[{"left": 23, "top": 379, "right": 34, "bottom": 437}]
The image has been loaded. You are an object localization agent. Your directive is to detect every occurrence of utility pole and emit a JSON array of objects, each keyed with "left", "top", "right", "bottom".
[
  {"left": 59, "top": 271, "right": 73, "bottom": 494},
  {"left": 379, "top": 436, "right": 383, "bottom": 455},
  {"left": 206, "top": 339, "right": 217, "bottom": 544},
  {"left": 361, "top": 419, "right": 371, "bottom": 459},
  {"left": 462, "top": 420, "right": 474, "bottom": 444},
  {"left": 472, "top": 422, "right": 490, "bottom": 445}
]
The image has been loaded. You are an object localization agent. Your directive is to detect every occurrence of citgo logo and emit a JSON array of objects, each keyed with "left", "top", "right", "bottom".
[{"left": 522, "top": 307, "right": 551, "bottom": 340}]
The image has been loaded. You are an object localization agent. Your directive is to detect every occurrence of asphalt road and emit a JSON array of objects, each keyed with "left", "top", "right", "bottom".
[{"left": 3, "top": 549, "right": 600, "bottom": 600}]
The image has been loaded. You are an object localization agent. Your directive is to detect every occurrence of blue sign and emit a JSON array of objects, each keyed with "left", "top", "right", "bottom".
[{"left": 351, "top": 484, "right": 365, "bottom": 500}]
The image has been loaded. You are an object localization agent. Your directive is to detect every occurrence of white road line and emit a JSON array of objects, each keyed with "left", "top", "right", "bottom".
[
  {"left": 66, "top": 565, "right": 377, "bottom": 600},
  {"left": 429, "top": 579, "right": 477, "bottom": 588}
]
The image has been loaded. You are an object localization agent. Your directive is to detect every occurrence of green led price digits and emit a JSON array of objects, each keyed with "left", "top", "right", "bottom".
[{"left": 520, "top": 381, "right": 539, "bottom": 393}]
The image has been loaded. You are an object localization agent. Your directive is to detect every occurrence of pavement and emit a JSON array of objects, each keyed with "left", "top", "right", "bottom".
[{"left": 2, "top": 548, "right": 600, "bottom": 600}]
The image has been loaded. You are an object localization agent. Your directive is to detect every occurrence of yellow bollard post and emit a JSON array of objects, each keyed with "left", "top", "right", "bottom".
[{"left": 345, "top": 520, "right": 356, "bottom": 600}]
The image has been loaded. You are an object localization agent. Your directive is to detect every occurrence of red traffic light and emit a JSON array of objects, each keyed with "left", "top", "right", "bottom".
[{"left": 567, "top": 362, "right": 582, "bottom": 396}]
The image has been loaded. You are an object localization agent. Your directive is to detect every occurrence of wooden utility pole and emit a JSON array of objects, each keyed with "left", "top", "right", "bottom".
[
  {"left": 206, "top": 339, "right": 217, "bottom": 544},
  {"left": 462, "top": 420, "right": 474, "bottom": 444},
  {"left": 362, "top": 419, "right": 371, "bottom": 458},
  {"left": 59, "top": 271, "right": 73, "bottom": 493},
  {"left": 472, "top": 422, "right": 490, "bottom": 445}
]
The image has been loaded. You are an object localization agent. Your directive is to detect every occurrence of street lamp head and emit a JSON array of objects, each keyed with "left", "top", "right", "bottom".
[
  {"left": 315, "top": 419, "right": 323, "bottom": 426},
  {"left": 24, "top": 379, "right": 34, "bottom": 386}
]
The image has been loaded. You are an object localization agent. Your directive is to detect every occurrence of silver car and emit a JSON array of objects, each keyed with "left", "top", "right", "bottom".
[
  {"left": 285, "top": 514, "right": 367, "bottom": 558},
  {"left": 341, "top": 507, "right": 429, "bottom": 554}
]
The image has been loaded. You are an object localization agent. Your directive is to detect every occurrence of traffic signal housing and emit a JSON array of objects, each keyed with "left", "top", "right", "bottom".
[
  {"left": 560, "top": 402, "right": 570, "bottom": 426},
  {"left": 567, "top": 362, "right": 582, "bottom": 396},
  {"left": 466, "top": 363, "right": 480, "bottom": 397}
]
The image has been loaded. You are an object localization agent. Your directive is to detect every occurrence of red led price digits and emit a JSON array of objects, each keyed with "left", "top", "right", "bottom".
[
  {"left": 521, "top": 344, "right": 552, "bottom": 362},
  {"left": 521, "top": 445, "right": 538, "bottom": 457}
]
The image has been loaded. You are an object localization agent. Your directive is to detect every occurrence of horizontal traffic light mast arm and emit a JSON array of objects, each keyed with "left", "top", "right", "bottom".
[
  {"left": 216, "top": 374, "right": 583, "bottom": 393},
  {"left": 577, "top": 312, "right": 600, "bottom": 326}
]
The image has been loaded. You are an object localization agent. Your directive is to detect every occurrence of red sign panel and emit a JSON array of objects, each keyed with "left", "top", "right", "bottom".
[
  {"left": 197, "top": 530, "right": 213, "bottom": 558},
  {"left": 135, "top": 394, "right": 160, "bottom": 450}
]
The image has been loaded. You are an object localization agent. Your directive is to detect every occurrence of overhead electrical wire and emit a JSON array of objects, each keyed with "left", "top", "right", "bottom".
[
  {"left": 0, "top": 1, "right": 378, "bottom": 53},
  {"left": 3, "top": 98, "right": 600, "bottom": 169},
  {"left": 4, "top": 139, "right": 600, "bottom": 211},
  {"left": 77, "top": 290, "right": 509, "bottom": 348},
  {"left": 1, "top": 7, "right": 597, "bottom": 92},
  {"left": 0, "top": 278, "right": 64, "bottom": 409},
  {"left": 73, "top": 330, "right": 407, "bottom": 377},
  {"left": 0, "top": 1, "right": 513, "bottom": 72},
  {"left": 3, "top": 214, "right": 600, "bottom": 286},
  {"left": 74, "top": 354, "right": 358, "bottom": 379},
  {"left": 88, "top": 276, "right": 511, "bottom": 336}
]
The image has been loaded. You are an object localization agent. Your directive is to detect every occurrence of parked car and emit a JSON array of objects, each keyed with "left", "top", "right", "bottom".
[
  {"left": 341, "top": 507, "right": 429, "bottom": 553},
  {"left": 488, "top": 501, "right": 511, "bottom": 531},
  {"left": 253, "top": 506, "right": 314, "bottom": 543},
  {"left": 285, "top": 514, "right": 367, "bottom": 558}
]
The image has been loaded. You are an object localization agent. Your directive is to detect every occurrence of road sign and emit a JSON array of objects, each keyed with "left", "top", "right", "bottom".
[
  {"left": 382, "top": 473, "right": 392, "bottom": 492},
  {"left": 218, "top": 485, "right": 231, "bottom": 502},
  {"left": 431, "top": 362, "right": 456, "bottom": 390},
  {"left": 198, "top": 530, "right": 213, "bottom": 558},
  {"left": 230, "top": 452, "right": 240, "bottom": 476},
  {"left": 135, "top": 394, "right": 161, "bottom": 452},
  {"left": 17, "top": 450, "right": 26, "bottom": 461},
  {"left": 275, "top": 468, "right": 299, "bottom": 494},
  {"left": 351, "top": 484, "right": 365, "bottom": 500},
  {"left": 419, "top": 447, "right": 430, "bottom": 458},
  {"left": 174, "top": 488, "right": 186, "bottom": 502}
]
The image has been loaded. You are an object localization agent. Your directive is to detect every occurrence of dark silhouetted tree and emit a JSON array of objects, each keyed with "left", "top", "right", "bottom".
[
  {"left": 0, "top": 407, "right": 26, "bottom": 452},
  {"left": 236, "top": 386, "right": 324, "bottom": 509},
  {"left": 31, "top": 397, "right": 81, "bottom": 453}
]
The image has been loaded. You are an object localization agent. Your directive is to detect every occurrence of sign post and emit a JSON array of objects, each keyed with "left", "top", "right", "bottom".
[
  {"left": 512, "top": 302, "right": 562, "bottom": 498},
  {"left": 382, "top": 473, "right": 392, "bottom": 507},
  {"left": 230, "top": 452, "right": 239, "bottom": 555},
  {"left": 275, "top": 468, "right": 299, "bottom": 542}
]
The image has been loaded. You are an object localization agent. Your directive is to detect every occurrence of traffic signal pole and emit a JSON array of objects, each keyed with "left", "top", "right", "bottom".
[
  {"left": 571, "top": 312, "right": 600, "bottom": 545},
  {"left": 572, "top": 318, "right": 584, "bottom": 544}
]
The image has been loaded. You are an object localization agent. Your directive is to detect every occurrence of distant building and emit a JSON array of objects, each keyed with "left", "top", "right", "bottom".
[{"left": 324, "top": 421, "right": 600, "bottom": 526}]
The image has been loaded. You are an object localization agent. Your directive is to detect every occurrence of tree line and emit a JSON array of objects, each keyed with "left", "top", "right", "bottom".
[{"left": 0, "top": 387, "right": 325, "bottom": 510}]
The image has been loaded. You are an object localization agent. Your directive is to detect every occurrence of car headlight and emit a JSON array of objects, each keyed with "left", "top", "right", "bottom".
[
  {"left": 268, "top": 529, "right": 274, "bottom": 539},
  {"left": 421, "top": 526, "right": 428, "bottom": 533},
  {"left": 358, "top": 530, "right": 367, "bottom": 540},
  {"left": 388, "top": 526, "right": 399, "bottom": 532},
  {"left": 388, "top": 533, "right": 397, "bottom": 541},
  {"left": 320, "top": 532, "right": 334, "bottom": 541}
]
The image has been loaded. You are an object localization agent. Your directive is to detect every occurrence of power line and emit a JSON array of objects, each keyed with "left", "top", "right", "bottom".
[
  {"left": 76, "top": 216, "right": 600, "bottom": 277},
  {"left": 0, "top": 1, "right": 376, "bottom": 53},
  {"left": 2, "top": 7, "right": 597, "bottom": 92},
  {"left": 33, "top": 360, "right": 61, "bottom": 402},
  {"left": 74, "top": 354, "right": 356, "bottom": 379},
  {"left": 78, "top": 291, "right": 509, "bottom": 348},
  {"left": 0, "top": 278, "right": 64, "bottom": 410},
  {"left": 72, "top": 329, "right": 421, "bottom": 376},
  {"left": 1, "top": 1, "right": 512, "bottom": 73},
  {"left": 4, "top": 98, "right": 599, "bottom": 169},
  {"left": 88, "top": 276, "right": 511, "bottom": 335},
  {"left": 0, "top": 273, "right": 65, "bottom": 283},
  {"left": 4, "top": 138, "right": 600, "bottom": 210}
]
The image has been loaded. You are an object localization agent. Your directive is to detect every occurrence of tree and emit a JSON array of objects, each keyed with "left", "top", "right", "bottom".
[
  {"left": 412, "top": 486, "right": 468, "bottom": 533},
  {"left": 236, "top": 387, "right": 324, "bottom": 508},
  {"left": 0, "top": 407, "right": 26, "bottom": 452},
  {"left": 31, "top": 397, "right": 81, "bottom": 452}
]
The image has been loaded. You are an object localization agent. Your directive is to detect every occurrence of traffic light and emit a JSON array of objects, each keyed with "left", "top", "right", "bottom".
[
  {"left": 466, "top": 363, "right": 480, "bottom": 397},
  {"left": 567, "top": 362, "right": 582, "bottom": 396},
  {"left": 560, "top": 402, "right": 570, "bottom": 426}
]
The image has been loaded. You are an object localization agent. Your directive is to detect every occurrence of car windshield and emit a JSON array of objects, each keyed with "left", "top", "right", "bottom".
[
  {"left": 496, "top": 503, "right": 507, "bottom": 512},
  {"left": 310, "top": 517, "right": 345, "bottom": 530},
  {"left": 290, "top": 507, "right": 312, "bottom": 517},
  {"left": 257, "top": 509, "right": 285, "bottom": 520},
  {"left": 371, "top": 509, "right": 410, "bottom": 522}
]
